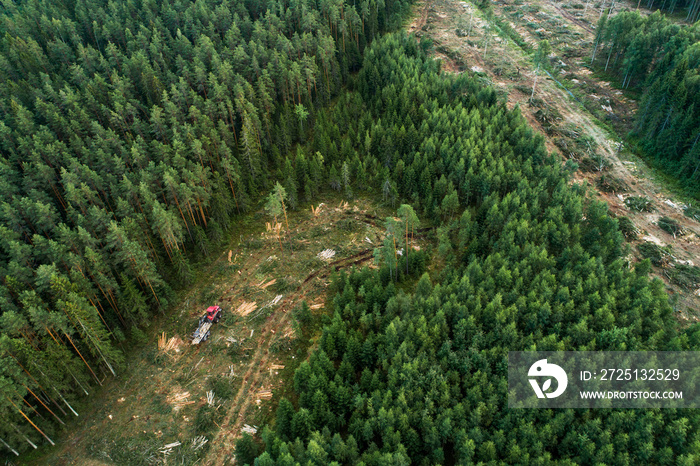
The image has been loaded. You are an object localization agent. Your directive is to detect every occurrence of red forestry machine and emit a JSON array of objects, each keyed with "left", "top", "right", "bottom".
[{"left": 191, "top": 305, "right": 222, "bottom": 345}]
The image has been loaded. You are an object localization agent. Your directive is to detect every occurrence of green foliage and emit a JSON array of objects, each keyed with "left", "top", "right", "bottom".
[
  {"left": 208, "top": 375, "right": 234, "bottom": 400},
  {"left": 265, "top": 185, "right": 285, "bottom": 222},
  {"left": 684, "top": 205, "right": 700, "bottom": 222},
  {"left": 597, "top": 174, "right": 628, "bottom": 193},
  {"left": 592, "top": 11, "right": 700, "bottom": 196},
  {"left": 625, "top": 196, "right": 654, "bottom": 212},
  {"left": 658, "top": 216, "right": 685, "bottom": 237},
  {"left": 490, "top": 14, "right": 532, "bottom": 53},
  {"left": 638, "top": 242, "right": 674, "bottom": 267},
  {"left": 129, "top": 326, "right": 148, "bottom": 345},
  {"left": 293, "top": 301, "right": 312, "bottom": 327},
  {"left": 666, "top": 264, "right": 700, "bottom": 290},
  {"left": 251, "top": 33, "right": 694, "bottom": 465},
  {"left": 276, "top": 398, "right": 295, "bottom": 441},
  {"left": 616, "top": 216, "right": 639, "bottom": 239},
  {"left": 235, "top": 433, "right": 261, "bottom": 466},
  {"left": 534, "top": 40, "right": 552, "bottom": 67},
  {"left": 193, "top": 405, "right": 216, "bottom": 435}
]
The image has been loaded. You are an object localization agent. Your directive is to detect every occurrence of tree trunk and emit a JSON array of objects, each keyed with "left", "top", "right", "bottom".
[
  {"left": 0, "top": 437, "right": 19, "bottom": 456},
  {"left": 7, "top": 398, "right": 55, "bottom": 446}
]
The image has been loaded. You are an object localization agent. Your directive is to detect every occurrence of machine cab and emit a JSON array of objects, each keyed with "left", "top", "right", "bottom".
[{"left": 205, "top": 305, "right": 222, "bottom": 322}]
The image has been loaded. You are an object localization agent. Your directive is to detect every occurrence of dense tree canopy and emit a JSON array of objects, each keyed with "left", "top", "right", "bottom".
[
  {"left": 0, "top": 0, "right": 410, "bottom": 453},
  {"left": 244, "top": 33, "right": 700, "bottom": 465},
  {"left": 592, "top": 11, "right": 700, "bottom": 196},
  {"left": 1, "top": 0, "right": 697, "bottom": 460}
]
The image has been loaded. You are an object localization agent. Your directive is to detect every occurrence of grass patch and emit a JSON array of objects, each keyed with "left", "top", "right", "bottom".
[
  {"left": 242, "top": 237, "right": 264, "bottom": 249},
  {"left": 208, "top": 375, "right": 235, "bottom": 400},
  {"left": 88, "top": 434, "right": 161, "bottom": 465},
  {"left": 258, "top": 259, "right": 278, "bottom": 275},
  {"left": 272, "top": 277, "right": 293, "bottom": 294},
  {"left": 151, "top": 394, "right": 173, "bottom": 414},
  {"left": 193, "top": 404, "right": 223, "bottom": 435},
  {"left": 198, "top": 284, "right": 220, "bottom": 304}
]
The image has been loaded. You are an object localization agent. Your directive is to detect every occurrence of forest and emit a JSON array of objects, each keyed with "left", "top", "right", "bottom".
[
  {"left": 0, "top": 0, "right": 410, "bottom": 453},
  {"left": 633, "top": 0, "right": 700, "bottom": 19},
  {"left": 1, "top": 0, "right": 699, "bottom": 463},
  {"left": 235, "top": 33, "right": 700, "bottom": 465},
  {"left": 591, "top": 11, "right": 700, "bottom": 196}
]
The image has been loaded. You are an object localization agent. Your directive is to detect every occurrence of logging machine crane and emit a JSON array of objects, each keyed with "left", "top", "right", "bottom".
[{"left": 191, "top": 305, "right": 222, "bottom": 345}]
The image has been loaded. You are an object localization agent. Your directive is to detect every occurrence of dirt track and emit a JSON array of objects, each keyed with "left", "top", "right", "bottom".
[{"left": 204, "top": 202, "right": 387, "bottom": 465}]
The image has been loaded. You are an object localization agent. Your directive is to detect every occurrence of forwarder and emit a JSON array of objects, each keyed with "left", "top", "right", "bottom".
[{"left": 191, "top": 305, "right": 222, "bottom": 345}]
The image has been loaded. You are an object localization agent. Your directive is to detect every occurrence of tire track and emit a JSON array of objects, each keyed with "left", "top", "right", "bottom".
[{"left": 204, "top": 246, "right": 377, "bottom": 465}]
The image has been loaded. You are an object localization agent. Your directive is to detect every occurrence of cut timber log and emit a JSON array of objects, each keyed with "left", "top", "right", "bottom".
[{"left": 191, "top": 320, "right": 213, "bottom": 345}]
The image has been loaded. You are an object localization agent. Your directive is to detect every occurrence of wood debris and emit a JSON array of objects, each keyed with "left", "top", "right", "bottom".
[
  {"left": 269, "top": 364, "right": 285, "bottom": 370},
  {"left": 160, "top": 441, "right": 181, "bottom": 455},
  {"left": 257, "top": 390, "right": 273, "bottom": 399},
  {"left": 167, "top": 391, "right": 194, "bottom": 411},
  {"left": 236, "top": 301, "right": 257, "bottom": 317},
  {"left": 191, "top": 436, "right": 208, "bottom": 451},
  {"left": 265, "top": 222, "right": 283, "bottom": 236},
  {"left": 228, "top": 250, "right": 233, "bottom": 263},
  {"left": 317, "top": 249, "right": 336, "bottom": 260},
  {"left": 158, "top": 332, "right": 183, "bottom": 352},
  {"left": 265, "top": 295, "right": 283, "bottom": 307},
  {"left": 241, "top": 425, "right": 257, "bottom": 434},
  {"left": 310, "top": 303, "right": 323, "bottom": 310},
  {"left": 260, "top": 279, "right": 276, "bottom": 289}
]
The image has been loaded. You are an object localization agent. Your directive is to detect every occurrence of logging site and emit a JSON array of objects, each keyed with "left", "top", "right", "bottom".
[
  {"left": 36, "top": 197, "right": 413, "bottom": 465},
  {"left": 3, "top": 0, "right": 700, "bottom": 464},
  {"left": 409, "top": 0, "right": 700, "bottom": 319}
]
